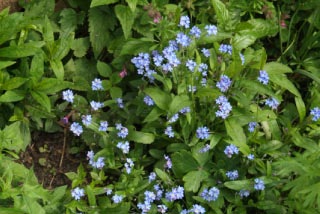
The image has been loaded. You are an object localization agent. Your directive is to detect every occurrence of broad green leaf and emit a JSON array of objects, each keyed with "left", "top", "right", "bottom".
[
  {"left": 233, "top": 34, "right": 256, "bottom": 50},
  {"left": 50, "top": 59, "right": 64, "bottom": 80},
  {"left": 155, "top": 168, "right": 173, "bottom": 185},
  {"left": 30, "top": 53, "right": 44, "bottom": 81},
  {"left": 143, "top": 107, "right": 164, "bottom": 123},
  {"left": 31, "top": 91, "right": 51, "bottom": 112},
  {"left": 290, "top": 130, "right": 318, "bottom": 151},
  {"left": 86, "top": 185, "right": 96, "bottom": 206},
  {"left": 115, "top": 5, "right": 135, "bottom": 39},
  {"left": 183, "top": 170, "right": 209, "bottom": 192},
  {"left": 120, "top": 38, "right": 154, "bottom": 56},
  {"left": 110, "top": 87, "right": 122, "bottom": 99},
  {"left": 172, "top": 150, "right": 199, "bottom": 177},
  {"left": 97, "top": 61, "right": 112, "bottom": 78},
  {"left": 225, "top": 118, "right": 250, "bottom": 155},
  {"left": 34, "top": 78, "right": 70, "bottom": 94},
  {"left": 166, "top": 143, "right": 189, "bottom": 153},
  {"left": 71, "top": 37, "right": 90, "bottom": 58},
  {"left": 125, "top": 0, "right": 138, "bottom": 12},
  {"left": 51, "top": 186, "right": 67, "bottom": 203},
  {"left": 59, "top": 9, "right": 85, "bottom": 36},
  {"left": 264, "top": 62, "right": 293, "bottom": 74},
  {"left": 128, "top": 131, "right": 155, "bottom": 144},
  {"left": 169, "top": 95, "right": 191, "bottom": 115},
  {"left": 144, "top": 88, "right": 171, "bottom": 111},
  {"left": 268, "top": 72, "right": 301, "bottom": 97},
  {"left": 91, "top": 0, "right": 119, "bottom": 8},
  {"left": 0, "top": 61, "right": 16, "bottom": 70},
  {"left": 0, "top": 41, "right": 45, "bottom": 58},
  {"left": 224, "top": 179, "right": 251, "bottom": 191},
  {"left": 211, "top": 0, "right": 230, "bottom": 27},
  {"left": 2, "top": 77, "right": 27, "bottom": 90},
  {"left": 295, "top": 96, "right": 306, "bottom": 122},
  {"left": 0, "top": 90, "right": 25, "bottom": 102}
]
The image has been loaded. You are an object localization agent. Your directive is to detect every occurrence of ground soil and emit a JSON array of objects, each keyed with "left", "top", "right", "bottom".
[{"left": 18, "top": 131, "right": 86, "bottom": 189}]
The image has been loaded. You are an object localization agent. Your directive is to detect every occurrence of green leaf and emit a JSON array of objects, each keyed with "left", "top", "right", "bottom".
[
  {"left": 89, "top": 7, "right": 112, "bottom": 57},
  {"left": 169, "top": 95, "right": 191, "bottom": 115},
  {"left": 224, "top": 180, "right": 251, "bottom": 191},
  {"left": 52, "top": 33, "right": 74, "bottom": 60},
  {"left": 225, "top": 118, "right": 250, "bottom": 155},
  {"left": 0, "top": 61, "right": 16, "bottom": 70},
  {"left": 211, "top": 0, "right": 230, "bottom": 27},
  {"left": 155, "top": 168, "right": 173, "bottom": 185},
  {"left": 0, "top": 12, "right": 24, "bottom": 45},
  {"left": 1, "top": 122, "right": 26, "bottom": 152},
  {"left": 265, "top": 63, "right": 301, "bottom": 97},
  {"left": 128, "top": 131, "right": 155, "bottom": 144},
  {"left": 120, "top": 38, "right": 154, "bottom": 55},
  {"left": 34, "top": 78, "right": 69, "bottom": 94},
  {"left": 0, "top": 42, "right": 45, "bottom": 58},
  {"left": 59, "top": 9, "right": 85, "bottom": 36},
  {"left": 0, "top": 90, "right": 25, "bottom": 102},
  {"left": 23, "top": 0, "right": 55, "bottom": 18},
  {"left": 110, "top": 87, "right": 122, "bottom": 99},
  {"left": 86, "top": 185, "right": 96, "bottom": 206},
  {"left": 43, "top": 16, "right": 54, "bottom": 43},
  {"left": 239, "top": 80, "right": 276, "bottom": 98},
  {"left": 2, "top": 77, "right": 27, "bottom": 90},
  {"left": 31, "top": 91, "right": 51, "bottom": 112},
  {"left": 50, "top": 59, "right": 64, "bottom": 80},
  {"left": 30, "top": 53, "right": 44, "bottom": 81},
  {"left": 183, "top": 170, "right": 209, "bottom": 192},
  {"left": 125, "top": 0, "right": 138, "bottom": 11},
  {"left": 172, "top": 150, "right": 199, "bottom": 177},
  {"left": 144, "top": 88, "right": 171, "bottom": 111},
  {"left": 101, "top": 202, "right": 130, "bottom": 214},
  {"left": 115, "top": 5, "right": 135, "bottom": 39},
  {"left": 295, "top": 96, "right": 306, "bottom": 122},
  {"left": 91, "top": 0, "right": 119, "bottom": 8},
  {"left": 143, "top": 107, "right": 165, "bottom": 123},
  {"left": 97, "top": 61, "right": 112, "bottom": 77},
  {"left": 71, "top": 37, "right": 90, "bottom": 58}
]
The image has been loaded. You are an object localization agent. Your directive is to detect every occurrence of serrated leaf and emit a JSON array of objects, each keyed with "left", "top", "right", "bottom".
[
  {"left": 183, "top": 170, "right": 209, "bottom": 192},
  {"left": 24, "top": 0, "right": 55, "bottom": 18},
  {"left": 128, "top": 131, "right": 154, "bottom": 144},
  {"left": 171, "top": 150, "right": 199, "bottom": 177},
  {"left": 90, "top": 0, "right": 119, "bottom": 8},
  {"left": 31, "top": 91, "right": 51, "bottom": 112},
  {"left": 71, "top": 37, "right": 90, "bottom": 57},
  {"left": 144, "top": 88, "right": 171, "bottom": 111},
  {"left": 115, "top": 5, "right": 135, "bottom": 39},
  {"left": 59, "top": 9, "right": 84, "bottom": 36},
  {"left": 89, "top": 7, "right": 112, "bottom": 57}
]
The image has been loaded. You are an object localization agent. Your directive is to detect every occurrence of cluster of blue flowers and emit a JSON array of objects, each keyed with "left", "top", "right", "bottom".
[
  {"left": 200, "top": 187, "right": 220, "bottom": 201},
  {"left": 87, "top": 150, "right": 105, "bottom": 169},
  {"left": 71, "top": 187, "right": 85, "bottom": 200},
  {"left": 196, "top": 126, "right": 210, "bottom": 140},
  {"left": 310, "top": 107, "right": 320, "bottom": 121},
  {"left": 116, "top": 141, "right": 130, "bottom": 154},
  {"left": 224, "top": 144, "right": 239, "bottom": 158},
  {"left": 248, "top": 121, "right": 258, "bottom": 132},
  {"left": 216, "top": 75, "right": 232, "bottom": 92},
  {"left": 226, "top": 170, "right": 239, "bottom": 180},
  {"left": 254, "top": 178, "right": 265, "bottom": 190},
  {"left": 219, "top": 44, "right": 232, "bottom": 55},
  {"left": 215, "top": 95, "right": 232, "bottom": 119},
  {"left": 258, "top": 70, "right": 269, "bottom": 85}
]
